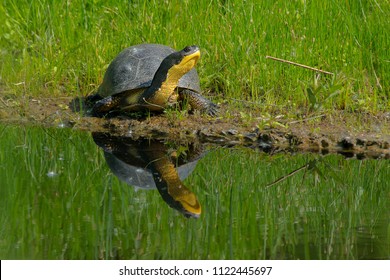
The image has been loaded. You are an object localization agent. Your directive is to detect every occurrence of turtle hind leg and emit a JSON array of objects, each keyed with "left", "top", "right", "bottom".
[
  {"left": 85, "top": 93, "right": 103, "bottom": 105},
  {"left": 91, "top": 95, "right": 122, "bottom": 117},
  {"left": 179, "top": 89, "right": 218, "bottom": 116},
  {"left": 91, "top": 90, "right": 146, "bottom": 117}
]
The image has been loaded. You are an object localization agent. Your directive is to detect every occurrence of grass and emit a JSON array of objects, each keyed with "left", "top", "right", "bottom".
[
  {"left": 0, "top": 125, "right": 388, "bottom": 259},
  {"left": 0, "top": 0, "right": 389, "bottom": 114}
]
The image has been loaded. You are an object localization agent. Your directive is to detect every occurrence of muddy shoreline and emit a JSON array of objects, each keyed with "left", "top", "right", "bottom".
[{"left": 1, "top": 95, "right": 389, "bottom": 159}]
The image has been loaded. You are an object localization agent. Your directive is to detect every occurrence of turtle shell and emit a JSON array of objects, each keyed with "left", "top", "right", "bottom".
[{"left": 97, "top": 43, "right": 201, "bottom": 97}]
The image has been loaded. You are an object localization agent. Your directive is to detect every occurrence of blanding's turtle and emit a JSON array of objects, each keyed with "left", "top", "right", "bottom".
[{"left": 89, "top": 44, "right": 217, "bottom": 116}]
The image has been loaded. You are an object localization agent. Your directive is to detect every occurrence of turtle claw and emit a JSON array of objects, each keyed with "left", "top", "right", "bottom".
[{"left": 205, "top": 103, "right": 219, "bottom": 116}]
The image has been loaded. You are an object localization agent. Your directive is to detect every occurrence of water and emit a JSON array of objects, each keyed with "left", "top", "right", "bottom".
[{"left": 0, "top": 124, "right": 389, "bottom": 259}]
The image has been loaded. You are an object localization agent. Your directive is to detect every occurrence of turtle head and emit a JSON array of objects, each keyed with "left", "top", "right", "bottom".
[
  {"left": 148, "top": 45, "right": 200, "bottom": 91},
  {"left": 157, "top": 45, "right": 200, "bottom": 82},
  {"left": 157, "top": 180, "right": 201, "bottom": 218},
  {"left": 170, "top": 185, "right": 201, "bottom": 218},
  {"left": 141, "top": 45, "right": 201, "bottom": 109},
  {"left": 169, "top": 45, "right": 200, "bottom": 74}
]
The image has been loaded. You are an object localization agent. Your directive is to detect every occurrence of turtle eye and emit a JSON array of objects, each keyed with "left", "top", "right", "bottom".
[{"left": 183, "top": 46, "right": 192, "bottom": 53}]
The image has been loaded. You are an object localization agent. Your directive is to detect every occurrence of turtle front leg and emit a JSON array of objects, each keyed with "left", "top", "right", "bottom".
[{"left": 179, "top": 89, "right": 218, "bottom": 116}]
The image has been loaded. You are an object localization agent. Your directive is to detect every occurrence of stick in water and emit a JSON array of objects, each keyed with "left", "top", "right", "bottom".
[{"left": 266, "top": 56, "right": 334, "bottom": 75}]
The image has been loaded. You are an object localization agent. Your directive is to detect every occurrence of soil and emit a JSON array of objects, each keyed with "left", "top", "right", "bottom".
[{"left": 0, "top": 94, "right": 389, "bottom": 159}]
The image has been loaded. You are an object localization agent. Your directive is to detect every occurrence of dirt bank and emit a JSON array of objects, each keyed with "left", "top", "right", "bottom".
[{"left": 0, "top": 94, "right": 389, "bottom": 159}]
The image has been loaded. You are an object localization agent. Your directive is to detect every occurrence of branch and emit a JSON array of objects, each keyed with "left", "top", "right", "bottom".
[{"left": 266, "top": 56, "right": 334, "bottom": 76}]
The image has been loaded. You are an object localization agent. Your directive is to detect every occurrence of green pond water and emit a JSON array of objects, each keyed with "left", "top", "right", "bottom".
[{"left": 0, "top": 124, "right": 389, "bottom": 260}]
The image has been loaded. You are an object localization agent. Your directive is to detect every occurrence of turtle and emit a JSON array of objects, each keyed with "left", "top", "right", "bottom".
[
  {"left": 88, "top": 44, "right": 218, "bottom": 116},
  {"left": 92, "top": 132, "right": 204, "bottom": 218}
]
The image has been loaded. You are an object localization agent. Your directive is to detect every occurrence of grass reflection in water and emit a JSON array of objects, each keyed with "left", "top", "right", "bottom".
[{"left": 0, "top": 125, "right": 388, "bottom": 260}]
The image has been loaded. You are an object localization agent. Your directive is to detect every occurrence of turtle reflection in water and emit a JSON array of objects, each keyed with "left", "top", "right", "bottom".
[{"left": 92, "top": 132, "right": 204, "bottom": 218}]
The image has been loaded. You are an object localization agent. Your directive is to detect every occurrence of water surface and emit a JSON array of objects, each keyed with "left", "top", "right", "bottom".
[{"left": 0, "top": 125, "right": 388, "bottom": 259}]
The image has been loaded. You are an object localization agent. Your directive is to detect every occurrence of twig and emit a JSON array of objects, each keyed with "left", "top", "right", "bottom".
[
  {"left": 288, "top": 114, "right": 326, "bottom": 124},
  {"left": 0, "top": 97, "right": 8, "bottom": 106},
  {"left": 266, "top": 163, "right": 309, "bottom": 188},
  {"left": 371, "top": 59, "right": 383, "bottom": 91},
  {"left": 141, "top": 98, "right": 165, "bottom": 110},
  {"left": 266, "top": 56, "right": 334, "bottom": 76}
]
